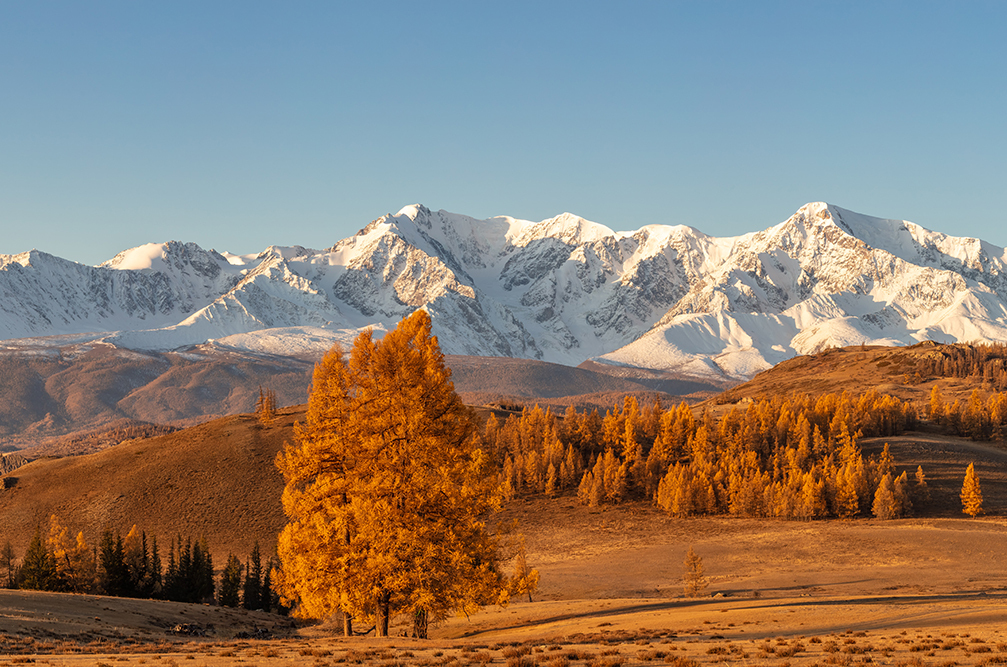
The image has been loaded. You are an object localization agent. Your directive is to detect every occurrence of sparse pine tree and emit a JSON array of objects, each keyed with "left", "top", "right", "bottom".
[
  {"left": 929, "top": 385, "right": 945, "bottom": 423},
  {"left": 914, "top": 465, "right": 931, "bottom": 507},
  {"left": 877, "top": 443, "right": 895, "bottom": 479},
  {"left": 961, "top": 462, "right": 984, "bottom": 518},
  {"left": 894, "top": 470, "right": 912, "bottom": 517},
  {"left": 508, "top": 536, "right": 540, "bottom": 603},
  {"left": 683, "top": 546, "right": 707, "bottom": 598},
  {"left": 256, "top": 385, "right": 277, "bottom": 426}
]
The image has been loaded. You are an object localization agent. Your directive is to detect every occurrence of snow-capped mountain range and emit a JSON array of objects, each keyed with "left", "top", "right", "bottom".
[{"left": 3, "top": 202, "right": 1006, "bottom": 381}]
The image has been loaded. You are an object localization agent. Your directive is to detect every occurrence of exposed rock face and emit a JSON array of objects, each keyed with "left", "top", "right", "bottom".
[{"left": 3, "top": 202, "right": 1007, "bottom": 381}]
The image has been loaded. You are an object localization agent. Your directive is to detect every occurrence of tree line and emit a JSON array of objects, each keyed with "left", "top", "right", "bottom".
[
  {"left": 483, "top": 390, "right": 928, "bottom": 519},
  {"left": 929, "top": 386, "right": 1007, "bottom": 441},
  {"left": 1, "top": 515, "right": 282, "bottom": 612},
  {"left": 916, "top": 342, "right": 1007, "bottom": 391}
]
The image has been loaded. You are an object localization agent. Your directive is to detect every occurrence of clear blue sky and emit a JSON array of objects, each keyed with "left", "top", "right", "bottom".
[{"left": 2, "top": 1, "right": 1005, "bottom": 266}]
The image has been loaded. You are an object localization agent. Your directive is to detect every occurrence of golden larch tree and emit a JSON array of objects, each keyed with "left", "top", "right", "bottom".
[
  {"left": 683, "top": 546, "right": 707, "bottom": 598},
  {"left": 961, "top": 462, "right": 984, "bottom": 518},
  {"left": 871, "top": 473, "right": 898, "bottom": 520},
  {"left": 276, "top": 310, "right": 509, "bottom": 638}
]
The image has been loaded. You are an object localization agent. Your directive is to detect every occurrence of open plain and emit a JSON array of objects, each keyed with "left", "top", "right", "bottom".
[{"left": 4, "top": 502, "right": 1007, "bottom": 666}]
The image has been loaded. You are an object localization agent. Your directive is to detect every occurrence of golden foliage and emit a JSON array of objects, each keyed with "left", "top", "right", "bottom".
[
  {"left": 961, "top": 462, "right": 984, "bottom": 518},
  {"left": 276, "top": 311, "right": 509, "bottom": 637},
  {"left": 255, "top": 386, "right": 277, "bottom": 426},
  {"left": 48, "top": 514, "right": 96, "bottom": 594}
]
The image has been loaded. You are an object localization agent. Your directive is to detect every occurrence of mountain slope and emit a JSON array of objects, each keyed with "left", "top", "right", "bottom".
[
  {"left": 3, "top": 203, "right": 1007, "bottom": 382},
  {"left": 598, "top": 203, "right": 1007, "bottom": 378}
]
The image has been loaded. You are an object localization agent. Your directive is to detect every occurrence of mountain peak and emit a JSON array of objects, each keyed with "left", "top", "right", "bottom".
[{"left": 4, "top": 202, "right": 1007, "bottom": 383}]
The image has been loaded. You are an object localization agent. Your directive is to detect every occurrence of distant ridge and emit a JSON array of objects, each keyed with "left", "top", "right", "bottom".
[{"left": 3, "top": 202, "right": 1007, "bottom": 384}]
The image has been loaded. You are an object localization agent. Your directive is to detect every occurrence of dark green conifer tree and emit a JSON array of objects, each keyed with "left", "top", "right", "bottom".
[
  {"left": 19, "top": 526, "right": 55, "bottom": 591},
  {"left": 242, "top": 542, "right": 262, "bottom": 610},
  {"left": 1, "top": 541, "right": 16, "bottom": 589},
  {"left": 219, "top": 555, "right": 243, "bottom": 607}
]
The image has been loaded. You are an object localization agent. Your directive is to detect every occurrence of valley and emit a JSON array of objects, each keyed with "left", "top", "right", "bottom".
[{"left": 3, "top": 343, "right": 1007, "bottom": 663}]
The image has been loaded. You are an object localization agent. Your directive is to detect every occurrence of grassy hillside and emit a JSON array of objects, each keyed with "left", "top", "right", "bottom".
[
  {"left": 712, "top": 341, "right": 1000, "bottom": 409},
  {"left": 0, "top": 406, "right": 298, "bottom": 564},
  {"left": 5, "top": 341, "right": 1007, "bottom": 566}
]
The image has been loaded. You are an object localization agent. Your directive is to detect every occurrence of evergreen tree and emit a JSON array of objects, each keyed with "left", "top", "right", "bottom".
[
  {"left": 163, "top": 536, "right": 179, "bottom": 600},
  {"left": 260, "top": 559, "right": 275, "bottom": 613},
  {"left": 1, "top": 541, "right": 15, "bottom": 589},
  {"left": 19, "top": 526, "right": 56, "bottom": 591},
  {"left": 242, "top": 542, "right": 262, "bottom": 610},
  {"left": 192, "top": 537, "right": 215, "bottom": 603},
  {"left": 98, "top": 529, "right": 130, "bottom": 596},
  {"left": 277, "top": 310, "right": 509, "bottom": 637},
  {"left": 123, "top": 526, "right": 151, "bottom": 597},
  {"left": 961, "top": 462, "right": 984, "bottom": 518},
  {"left": 219, "top": 555, "right": 243, "bottom": 607},
  {"left": 150, "top": 535, "right": 163, "bottom": 598}
]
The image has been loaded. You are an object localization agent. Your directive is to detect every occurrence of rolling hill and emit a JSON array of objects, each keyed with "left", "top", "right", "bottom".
[{"left": 3, "top": 341, "right": 1007, "bottom": 569}]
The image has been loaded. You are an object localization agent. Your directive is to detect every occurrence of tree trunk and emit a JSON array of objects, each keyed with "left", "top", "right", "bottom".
[
  {"left": 413, "top": 608, "right": 428, "bottom": 639},
  {"left": 375, "top": 591, "right": 391, "bottom": 637},
  {"left": 342, "top": 611, "right": 353, "bottom": 637}
]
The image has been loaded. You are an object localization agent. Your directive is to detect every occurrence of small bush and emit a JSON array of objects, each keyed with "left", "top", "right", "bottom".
[
  {"left": 503, "top": 647, "right": 532, "bottom": 659},
  {"left": 663, "top": 656, "right": 699, "bottom": 667}
]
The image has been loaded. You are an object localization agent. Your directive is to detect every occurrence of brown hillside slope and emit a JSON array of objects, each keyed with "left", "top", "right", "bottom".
[
  {"left": 0, "top": 403, "right": 505, "bottom": 565},
  {"left": 0, "top": 406, "right": 299, "bottom": 564},
  {"left": 0, "top": 344, "right": 313, "bottom": 445},
  {"left": 712, "top": 341, "right": 1001, "bottom": 409}
]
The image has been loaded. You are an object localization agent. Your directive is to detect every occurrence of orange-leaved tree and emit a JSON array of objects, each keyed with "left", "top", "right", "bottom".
[
  {"left": 961, "top": 462, "right": 984, "bottom": 518},
  {"left": 276, "top": 310, "right": 509, "bottom": 638}
]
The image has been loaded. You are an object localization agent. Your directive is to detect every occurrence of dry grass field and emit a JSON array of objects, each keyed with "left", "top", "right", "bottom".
[
  {"left": 4, "top": 507, "right": 1007, "bottom": 666},
  {"left": 5, "top": 344, "right": 1007, "bottom": 664}
]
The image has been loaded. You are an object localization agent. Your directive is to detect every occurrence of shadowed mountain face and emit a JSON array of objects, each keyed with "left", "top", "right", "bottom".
[
  {"left": 0, "top": 345, "right": 723, "bottom": 447},
  {"left": 0, "top": 344, "right": 314, "bottom": 444},
  {"left": 4, "top": 202, "right": 1007, "bottom": 384}
]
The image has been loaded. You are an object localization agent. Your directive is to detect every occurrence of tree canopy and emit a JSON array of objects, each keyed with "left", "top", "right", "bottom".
[{"left": 276, "top": 310, "right": 508, "bottom": 637}]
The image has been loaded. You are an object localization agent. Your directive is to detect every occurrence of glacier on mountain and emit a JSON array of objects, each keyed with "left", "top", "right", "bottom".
[{"left": 2, "top": 202, "right": 1007, "bottom": 381}]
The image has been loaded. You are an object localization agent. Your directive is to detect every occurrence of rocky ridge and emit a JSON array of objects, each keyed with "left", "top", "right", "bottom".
[{"left": 2, "top": 202, "right": 1007, "bottom": 381}]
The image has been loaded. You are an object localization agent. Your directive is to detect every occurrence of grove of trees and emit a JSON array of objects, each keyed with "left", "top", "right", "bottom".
[
  {"left": 4, "top": 515, "right": 281, "bottom": 612},
  {"left": 483, "top": 390, "right": 922, "bottom": 520}
]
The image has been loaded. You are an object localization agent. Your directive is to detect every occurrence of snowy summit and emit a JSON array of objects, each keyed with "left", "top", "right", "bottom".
[{"left": 1, "top": 202, "right": 1006, "bottom": 381}]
